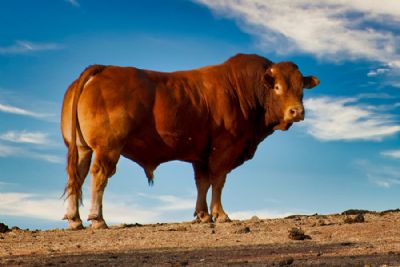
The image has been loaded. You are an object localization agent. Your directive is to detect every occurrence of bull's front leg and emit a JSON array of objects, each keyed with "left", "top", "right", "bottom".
[
  {"left": 210, "top": 174, "right": 231, "bottom": 223},
  {"left": 193, "top": 163, "right": 212, "bottom": 223}
]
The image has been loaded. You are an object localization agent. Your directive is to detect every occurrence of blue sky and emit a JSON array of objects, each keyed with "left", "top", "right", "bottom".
[{"left": 0, "top": 0, "right": 399, "bottom": 229}]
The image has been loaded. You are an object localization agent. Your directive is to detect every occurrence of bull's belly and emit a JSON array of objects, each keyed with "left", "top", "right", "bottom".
[{"left": 121, "top": 134, "right": 207, "bottom": 168}]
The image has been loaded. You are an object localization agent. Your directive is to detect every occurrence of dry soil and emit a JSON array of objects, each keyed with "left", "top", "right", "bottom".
[{"left": 1, "top": 210, "right": 400, "bottom": 266}]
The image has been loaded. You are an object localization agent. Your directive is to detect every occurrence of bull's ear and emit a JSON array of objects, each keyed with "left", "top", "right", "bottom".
[
  {"left": 303, "top": 76, "right": 320, "bottom": 89},
  {"left": 264, "top": 67, "right": 275, "bottom": 87}
]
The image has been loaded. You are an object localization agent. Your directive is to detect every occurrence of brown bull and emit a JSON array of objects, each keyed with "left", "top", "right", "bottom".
[{"left": 61, "top": 54, "right": 319, "bottom": 229}]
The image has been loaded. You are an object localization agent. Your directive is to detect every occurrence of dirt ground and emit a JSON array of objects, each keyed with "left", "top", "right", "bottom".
[{"left": 1, "top": 210, "right": 400, "bottom": 266}]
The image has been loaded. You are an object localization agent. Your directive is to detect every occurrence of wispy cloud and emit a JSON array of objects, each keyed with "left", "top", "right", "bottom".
[
  {"left": 0, "top": 143, "right": 63, "bottom": 164},
  {"left": 137, "top": 193, "right": 194, "bottom": 211},
  {"left": 0, "top": 191, "right": 195, "bottom": 226},
  {"left": 0, "top": 87, "right": 58, "bottom": 122},
  {"left": 367, "top": 68, "right": 390, "bottom": 77},
  {"left": 381, "top": 150, "right": 400, "bottom": 159},
  {"left": 302, "top": 96, "right": 400, "bottom": 141},
  {"left": 0, "top": 190, "right": 305, "bottom": 227},
  {"left": 66, "top": 0, "right": 80, "bottom": 7},
  {"left": 0, "top": 192, "right": 158, "bottom": 224},
  {"left": 0, "top": 103, "right": 51, "bottom": 119},
  {"left": 0, "top": 40, "right": 63, "bottom": 55},
  {"left": 0, "top": 131, "right": 50, "bottom": 145},
  {"left": 0, "top": 192, "right": 65, "bottom": 221},
  {"left": 357, "top": 93, "right": 395, "bottom": 100},
  {"left": 195, "top": 0, "right": 400, "bottom": 68},
  {"left": 356, "top": 160, "right": 400, "bottom": 188},
  {"left": 0, "top": 181, "right": 15, "bottom": 188}
]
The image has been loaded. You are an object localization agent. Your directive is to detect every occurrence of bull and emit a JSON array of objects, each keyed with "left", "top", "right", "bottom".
[{"left": 61, "top": 54, "right": 319, "bottom": 229}]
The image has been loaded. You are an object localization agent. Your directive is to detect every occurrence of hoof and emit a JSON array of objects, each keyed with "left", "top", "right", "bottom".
[
  {"left": 63, "top": 214, "right": 84, "bottom": 230},
  {"left": 90, "top": 220, "right": 108, "bottom": 229},
  {"left": 215, "top": 214, "right": 231, "bottom": 223},
  {"left": 193, "top": 212, "right": 213, "bottom": 223},
  {"left": 68, "top": 220, "right": 84, "bottom": 230}
]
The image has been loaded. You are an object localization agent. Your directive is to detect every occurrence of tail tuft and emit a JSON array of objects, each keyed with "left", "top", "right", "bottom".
[{"left": 144, "top": 168, "right": 155, "bottom": 186}]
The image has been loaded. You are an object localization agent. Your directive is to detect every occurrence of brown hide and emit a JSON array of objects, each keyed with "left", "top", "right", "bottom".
[{"left": 61, "top": 53, "right": 319, "bottom": 228}]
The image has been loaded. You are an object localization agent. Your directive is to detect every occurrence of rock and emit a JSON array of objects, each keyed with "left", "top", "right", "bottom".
[
  {"left": 285, "top": 215, "right": 302, "bottom": 220},
  {"left": 288, "top": 227, "right": 311, "bottom": 240},
  {"left": 168, "top": 226, "right": 187, "bottom": 231},
  {"left": 0, "top": 222, "right": 10, "bottom": 233},
  {"left": 344, "top": 214, "right": 365, "bottom": 224},
  {"left": 380, "top": 209, "right": 400, "bottom": 215},
  {"left": 120, "top": 223, "right": 143, "bottom": 228},
  {"left": 250, "top": 215, "right": 261, "bottom": 222},
  {"left": 341, "top": 209, "right": 371, "bottom": 215},
  {"left": 278, "top": 256, "right": 294, "bottom": 266},
  {"left": 235, "top": 226, "right": 251, "bottom": 234}
]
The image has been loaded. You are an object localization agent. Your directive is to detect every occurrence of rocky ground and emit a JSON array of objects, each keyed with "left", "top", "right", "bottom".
[{"left": 1, "top": 210, "right": 400, "bottom": 266}]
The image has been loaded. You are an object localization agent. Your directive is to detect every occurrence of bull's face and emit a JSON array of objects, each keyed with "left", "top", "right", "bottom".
[{"left": 264, "top": 62, "right": 319, "bottom": 131}]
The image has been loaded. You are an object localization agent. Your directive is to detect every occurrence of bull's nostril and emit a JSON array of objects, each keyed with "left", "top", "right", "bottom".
[{"left": 288, "top": 107, "right": 304, "bottom": 120}]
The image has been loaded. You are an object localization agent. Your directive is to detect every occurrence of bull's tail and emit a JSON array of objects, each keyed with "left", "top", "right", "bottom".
[{"left": 65, "top": 65, "right": 106, "bottom": 203}]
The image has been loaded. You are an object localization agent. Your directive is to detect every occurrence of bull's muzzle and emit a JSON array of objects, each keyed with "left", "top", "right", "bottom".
[{"left": 285, "top": 105, "right": 305, "bottom": 122}]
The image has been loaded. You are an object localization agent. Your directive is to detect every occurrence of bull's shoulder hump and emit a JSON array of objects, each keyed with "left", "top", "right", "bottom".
[{"left": 224, "top": 53, "right": 273, "bottom": 68}]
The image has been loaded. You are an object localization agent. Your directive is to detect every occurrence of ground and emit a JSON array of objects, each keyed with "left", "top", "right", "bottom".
[{"left": 1, "top": 211, "right": 400, "bottom": 266}]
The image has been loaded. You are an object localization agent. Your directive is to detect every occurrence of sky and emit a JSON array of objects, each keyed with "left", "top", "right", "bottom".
[{"left": 0, "top": 0, "right": 399, "bottom": 230}]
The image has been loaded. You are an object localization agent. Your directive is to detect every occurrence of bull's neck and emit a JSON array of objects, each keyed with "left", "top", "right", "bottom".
[
  {"left": 224, "top": 68, "right": 279, "bottom": 142},
  {"left": 226, "top": 67, "right": 264, "bottom": 118}
]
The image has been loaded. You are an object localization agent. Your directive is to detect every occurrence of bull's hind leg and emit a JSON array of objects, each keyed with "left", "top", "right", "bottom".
[
  {"left": 210, "top": 174, "right": 231, "bottom": 223},
  {"left": 88, "top": 149, "right": 120, "bottom": 229},
  {"left": 193, "top": 163, "right": 212, "bottom": 223},
  {"left": 64, "top": 146, "right": 92, "bottom": 230}
]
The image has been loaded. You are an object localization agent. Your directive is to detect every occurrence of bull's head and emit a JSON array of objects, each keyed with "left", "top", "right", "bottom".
[{"left": 264, "top": 62, "right": 319, "bottom": 131}]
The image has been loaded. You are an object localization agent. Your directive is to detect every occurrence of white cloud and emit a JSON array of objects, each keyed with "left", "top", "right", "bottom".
[
  {"left": 137, "top": 193, "right": 195, "bottom": 211},
  {"left": 0, "top": 192, "right": 65, "bottom": 221},
  {"left": 0, "top": 143, "right": 19, "bottom": 157},
  {"left": 195, "top": 0, "right": 400, "bottom": 67},
  {"left": 0, "top": 192, "right": 160, "bottom": 224},
  {"left": 357, "top": 93, "right": 395, "bottom": 100},
  {"left": 0, "top": 143, "right": 63, "bottom": 164},
  {"left": 0, "top": 191, "right": 197, "bottom": 225},
  {"left": 356, "top": 160, "right": 400, "bottom": 188},
  {"left": 367, "top": 68, "right": 390, "bottom": 77},
  {"left": 0, "top": 190, "right": 308, "bottom": 227},
  {"left": 375, "top": 180, "right": 391, "bottom": 188},
  {"left": 302, "top": 96, "right": 400, "bottom": 141},
  {"left": 0, "top": 181, "right": 15, "bottom": 188},
  {"left": 0, "top": 103, "right": 49, "bottom": 119},
  {"left": 66, "top": 0, "right": 80, "bottom": 7},
  {"left": 0, "top": 40, "right": 62, "bottom": 55},
  {"left": 0, "top": 131, "right": 49, "bottom": 145},
  {"left": 381, "top": 150, "right": 400, "bottom": 159},
  {"left": 0, "top": 88, "right": 58, "bottom": 122},
  {"left": 34, "top": 154, "right": 64, "bottom": 164}
]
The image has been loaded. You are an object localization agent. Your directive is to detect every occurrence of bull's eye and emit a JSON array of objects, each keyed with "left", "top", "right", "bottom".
[{"left": 274, "top": 84, "right": 283, "bottom": 95}]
